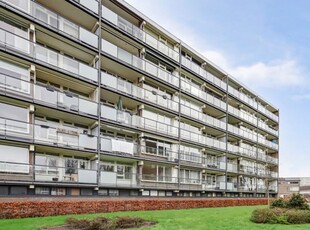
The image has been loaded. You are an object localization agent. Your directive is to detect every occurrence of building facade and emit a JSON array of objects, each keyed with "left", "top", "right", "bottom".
[
  {"left": 278, "top": 178, "right": 300, "bottom": 198},
  {"left": 0, "top": 0, "right": 279, "bottom": 197}
]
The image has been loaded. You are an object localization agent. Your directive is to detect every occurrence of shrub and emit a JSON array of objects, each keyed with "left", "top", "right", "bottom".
[
  {"left": 287, "top": 194, "right": 309, "bottom": 210},
  {"left": 250, "top": 208, "right": 278, "bottom": 223},
  {"left": 286, "top": 209, "right": 310, "bottom": 224},
  {"left": 270, "top": 197, "right": 287, "bottom": 209},
  {"left": 65, "top": 216, "right": 156, "bottom": 230}
]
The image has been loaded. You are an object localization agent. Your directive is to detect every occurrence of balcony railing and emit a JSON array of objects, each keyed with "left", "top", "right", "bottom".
[
  {"left": 258, "top": 136, "right": 278, "bottom": 150},
  {"left": 258, "top": 104, "right": 279, "bottom": 122},
  {"left": 258, "top": 120, "right": 278, "bottom": 136},
  {"left": 266, "top": 155, "right": 278, "bottom": 164},
  {"left": 101, "top": 104, "right": 179, "bottom": 137},
  {"left": 181, "top": 79, "right": 226, "bottom": 111},
  {"left": 227, "top": 124, "right": 258, "bottom": 142},
  {"left": 228, "top": 85, "right": 257, "bottom": 109},
  {"left": 181, "top": 56, "right": 227, "bottom": 91},
  {"left": 4, "top": 0, "right": 98, "bottom": 48},
  {"left": 102, "top": 39, "right": 179, "bottom": 88},
  {"left": 239, "top": 165, "right": 256, "bottom": 175},
  {"left": 227, "top": 144, "right": 257, "bottom": 159},
  {"left": 180, "top": 129, "right": 226, "bottom": 151},
  {"left": 227, "top": 105, "right": 257, "bottom": 126},
  {"left": 226, "top": 163, "right": 238, "bottom": 173},
  {"left": 0, "top": 161, "right": 97, "bottom": 184},
  {"left": 101, "top": 5, "right": 179, "bottom": 61},
  {"left": 0, "top": 117, "right": 98, "bottom": 151},
  {"left": 0, "top": 73, "right": 98, "bottom": 117},
  {"left": 0, "top": 29, "right": 98, "bottom": 83},
  {"left": 101, "top": 71, "right": 179, "bottom": 112},
  {"left": 180, "top": 103, "right": 226, "bottom": 130}
]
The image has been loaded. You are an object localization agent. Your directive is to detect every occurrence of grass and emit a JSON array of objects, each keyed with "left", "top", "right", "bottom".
[{"left": 1, "top": 206, "right": 310, "bottom": 230}]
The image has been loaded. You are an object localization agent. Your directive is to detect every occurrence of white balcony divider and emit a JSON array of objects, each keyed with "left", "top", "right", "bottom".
[{"left": 0, "top": 29, "right": 98, "bottom": 83}]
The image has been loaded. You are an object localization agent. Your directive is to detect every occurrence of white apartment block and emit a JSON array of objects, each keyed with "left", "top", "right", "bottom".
[{"left": 0, "top": 0, "right": 278, "bottom": 197}]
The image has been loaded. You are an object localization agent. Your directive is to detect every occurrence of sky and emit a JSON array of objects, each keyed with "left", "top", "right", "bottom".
[{"left": 124, "top": 0, "right": 310, "bottom": 177}]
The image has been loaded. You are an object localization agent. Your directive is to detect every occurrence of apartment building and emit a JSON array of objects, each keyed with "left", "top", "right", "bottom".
[
  {"left": 278, "top": 178, "right": 300, "bottom": 198},
  {"left": 0, "top": 0, "right": 279, "bottom": 197}
]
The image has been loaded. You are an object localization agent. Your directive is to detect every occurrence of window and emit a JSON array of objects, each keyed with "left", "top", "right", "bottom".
[
  {"left": 65, "top": 159, "right": 78, "bottom": 174},
  {"left": 51, "top": 188, "right": 66, "bottom": 196},
  {"left": 35, "top": 155, "right": 58, "bottom": 175},
  {"left": 117, "top": 165, "right": 132, "bottom": 179},
  {"left": 109, "top": 189, "right": 119, "bottom": 196},
  {"left": 0, "top": 102, "right": 28, "bottom": 133},
  {"left": 35, "top": 187, "right": 50, "bottom": 195},
  {"left": 98, "top": 189, "right": 108, "bottom": 196},
  {"left": 0, "top": 59, "right": 29, "bottom": 93},
  {"left": 100, "top": 163, "right": 114, "bottom": 172}
]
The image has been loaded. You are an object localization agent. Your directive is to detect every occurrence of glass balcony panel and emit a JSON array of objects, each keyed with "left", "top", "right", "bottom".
[
  {"left": 62, "top": 56, "right": 79, "bottom": 74},
  {"left": 101, "top": 104, "right": 117, "bottom": 121},
  {"left": 5, "top": 32, "right": 30, "bottom": 54},
  {"left": 102, "top": 5, "right": 118, "bottom": 24},
  {"left": 0, "top": 74, "right": 30, "bottom": 95},
  {"left": 33, "top": 3, "right": 58, "bottom": 28},
  {"left": 78, "top": 62, "right": 98, "bottom": 82},
  {"left": 145, "top": 33, "right": 157, "bottom": 48},
  {"left": 0, "top": 118, "right": 30, "bottom": 138},
  {"left": 118, "top": 17, "right": 133, "bottom": 35},
  {"left": 79, "top": 98, "right": 97, "bottom": 116},
  {"left": 59, "top": 92, "right": 79, "bottom": 111},
  {"left": 101, "top": 39, "right": 117, "bottom": 57},
  {"left": 132, "top": 55, "right": 144, "bottom": 69},
  {"left": 79, "top": 27, "right": 98, "bottom": 48},
  {"left": 35, "top": 45, "right": 58, "bottom": 67},
  {"left": 118, "top": 48, "right": 132, "bottom": 64},
  {"left": 6, "top": 0, "right": 30, "bottom": 13},
  {"left": 79, "top": 0, "right": 98, "bottom": 14},
  {"left": 145, "top": 62, "right": 158, "bottom": 76},
  {"left": 117, "top": 78, "right": 131, "bottom": 94},
  {"left": 34, "top": 85, "right": 58, "bottom": 106},
  {"left": 101, "top": 71, "right": 117, "bottom": 88}
]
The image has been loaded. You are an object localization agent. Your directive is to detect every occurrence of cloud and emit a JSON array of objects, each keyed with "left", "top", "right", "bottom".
[{"left": 203, "top": 51, "right": 305, "bottom": 89}]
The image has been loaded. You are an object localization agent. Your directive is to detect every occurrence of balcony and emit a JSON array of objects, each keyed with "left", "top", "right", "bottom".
[
  {"left": 180, "top": 129, "right": 226, "bottom": 151},
  {"left": 258, "top": 104, "right": 279, "bottom": 122},
  {"left": 180, "top": 102, "right": 226, "bottom": 131},
  {"left": 0, "top": 73, "right": 98, "bottom": 117},
  {"left": 0, "top": 117, "right": 97, "bottom": 151},
  {"left": 101, "top": 71, "right": 179, "bottom": 112},
  {"left": 100, "top": 136, "right": 138, "bottom": 157},
  {"left": 181, "top": 56, "right": 227, "bottom": 91},
  {"left": 181, "top": 80, "right": 226, "bottom": 111},
  {"left": 228, "top": 86, "right": 257, "bottom": 109},
  {"left": 34, "top": 84, "right": 98, "bottom": 116},
  {"left": 0, "top": 29, "right": 98, "bottom": 83},
  {"left": 101, "top": 104, "right": 179, "bottom": 138},
  {"left": 227, "top": 124, "right": 258, "bottom": 142},
  {"left": 227, "top": 105, "right": 257, "bottom": 126},
  {"left": 100, "top": 171, "right": 137, "bottom": 188},
  {"left": 101, "top": 6, "right": 179, "bottom": 61},
  {"left": 266, "top": 155, "right": 278, "bottom": 164},
  {"left": 238, "top": 165, "right": 256, "bottom": 176},
  {"left": 4, "top": 0, "right": 98, "bottom": 48},
  {"left": 202, "top": 180, "right": 226, "bottom": 190},
  {"left": 227, "top": 144, "right": 256, "bottom": 159},
  {"left": 0, "top": 161, "right": 97, "bottom": 184},
  {"left": 101, "top": 39, "right": 179, "bottom": 87},
  {"left": 258, "top": 120, "right": 278, "bottom": 136},
  {"left": 226, "top": 163, "right": 238, "bottom": 173},
  {"left": 258, "top": 136, "right": 278, "bottom": 150}
]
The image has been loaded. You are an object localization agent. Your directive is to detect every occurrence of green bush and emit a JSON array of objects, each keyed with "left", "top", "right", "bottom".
[
  {"left": 287, "top": 194, "right": 309, "bottom": 210},
  {"left": 65, "top": 216, "right": 156, "bottom": 230},
  {"left": 270, "top": 197, "right": 287, "bottom": 209},
  {"left": 251, "top": 207, "right": 310, "bottom": 224}
]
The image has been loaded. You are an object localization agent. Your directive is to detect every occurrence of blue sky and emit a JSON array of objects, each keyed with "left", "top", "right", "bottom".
[{"left": 125, "top": 0, "right": 310, "bottom": 177}]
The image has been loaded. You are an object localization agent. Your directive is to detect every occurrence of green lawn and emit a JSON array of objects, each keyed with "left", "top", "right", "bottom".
[{"left": 1, "top": 205, "right": 310, "bottom": 230}]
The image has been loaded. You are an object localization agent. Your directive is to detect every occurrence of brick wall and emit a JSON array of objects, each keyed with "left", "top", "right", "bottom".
[{"left": 0, "top": 198, "right": 268, "bottom": 219}]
